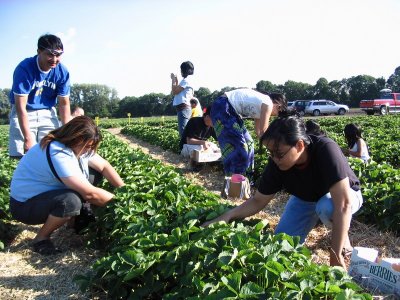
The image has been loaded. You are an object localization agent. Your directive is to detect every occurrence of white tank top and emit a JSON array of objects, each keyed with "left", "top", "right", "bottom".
[{"left": 350, "top": 139, "right": 370, "bottom": 162}]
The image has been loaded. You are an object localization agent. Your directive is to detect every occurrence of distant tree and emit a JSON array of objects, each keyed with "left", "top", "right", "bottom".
[
  {"left": 327, "top": 80, "right": 344, "bottom": 102},
  {"left": 282, "top": 80, "right": 313, "bottom": 101},
  {"left": 139, "top": 93, "right": 168, "bottom": 116},
  {"left": 115, "top": 96, "right": 138, "bottom": 118},
  {"left": 115, "top": 93, "right": 170, "bottom": 117},
  {"left": 0, "top": 88, "right": 11, "bottom": 123},
  {"left": 220, "top": 86, "right": 236, "bottom": 94},
  {"left": 387, "top": 66, "right": 400, "bottom": 92},
  {"left": 346, "top": 75, "right": 383, "bottom": 107},
  {"left": 256, "top": 80, "right": 277, "bottom": 93},
  {"left": 312, "top": 78, "right": 330, "bottom": 99},
  {"left": 70, "top": 83, "right": 120, "bottom": 117},
  {"left": 195, "top": 87, "right": 211, "bottom": 107}
]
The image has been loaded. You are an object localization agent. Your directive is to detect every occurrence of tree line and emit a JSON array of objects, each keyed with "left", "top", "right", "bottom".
[{"left": 1, "top": 66, "right": 399, "bottom": 122}]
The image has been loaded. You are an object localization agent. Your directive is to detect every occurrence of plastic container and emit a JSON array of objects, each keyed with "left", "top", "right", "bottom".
[{"left": 231, "top": 174, "right": 245, "bottom": 183}]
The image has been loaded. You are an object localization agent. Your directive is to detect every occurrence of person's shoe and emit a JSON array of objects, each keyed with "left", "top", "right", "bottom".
[{"left": 32, "top": 239, "right": 62, "bottom": 255}]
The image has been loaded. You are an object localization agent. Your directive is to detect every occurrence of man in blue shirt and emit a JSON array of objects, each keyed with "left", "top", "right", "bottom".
[{"left": 9, "top": 34, "right": 71, "bottom": 158}]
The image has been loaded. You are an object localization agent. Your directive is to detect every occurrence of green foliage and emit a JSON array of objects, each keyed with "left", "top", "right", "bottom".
[
  {"left": 387, "top": 66, "right": 400, "bottom": 92},
  {"left": 121, "top": 115, "right": 400, "bottom": 235},
  {"left": 69, "top": 83, "right": 120, "bottom": 118},
  {"left": 122, "top": 123, "right": 181, "bottom": 153},
  {"left": 73, "top": 133, "right": 370, "bottom": 298},
  {"left": 0, "top": 89, "right": 11, "bottom": 123},
  {"left": 0, "top": 115, "right": 397, "bottom": 297}
]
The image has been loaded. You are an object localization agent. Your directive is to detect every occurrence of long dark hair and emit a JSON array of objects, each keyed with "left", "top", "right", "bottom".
[
  {"left": 260, "top": 116, "right": 310, "bottom": 153},
  {"left": 269, "top": 92, "right": 287, "bottom": 114},
  {"left": 256, "top": 89, "right": 287, "bottom": 114},
  {"left": 40, "top": 116, "right": 101, "bottom": 155},
  {"left": 344, "top": 123, "right": 362, "bottom": 149}
]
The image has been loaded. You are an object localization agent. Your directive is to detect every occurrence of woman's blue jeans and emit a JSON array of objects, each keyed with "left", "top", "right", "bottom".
[
  {"left": 275, "top": 189, "right": 363, "bottom": 243},
  {"left": 177, "top": 107, "right": 191, "bottom": 137}
]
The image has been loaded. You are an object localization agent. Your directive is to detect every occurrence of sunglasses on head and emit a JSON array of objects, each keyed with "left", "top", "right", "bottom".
[{"left": 41, "top": 47, "right": 64, "bottom": 57}]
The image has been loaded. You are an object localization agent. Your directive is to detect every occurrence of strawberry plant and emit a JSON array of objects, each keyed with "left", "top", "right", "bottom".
[{"left": 74, "top": 132, "right": 371, "bottom": 299}]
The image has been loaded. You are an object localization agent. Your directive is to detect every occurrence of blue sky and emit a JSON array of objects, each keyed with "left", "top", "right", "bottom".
[{"left": 1, "top": 0, "right": 399, "bottom": 98}]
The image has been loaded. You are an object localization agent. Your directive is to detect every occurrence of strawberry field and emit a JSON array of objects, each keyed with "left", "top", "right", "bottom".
[
  {"left": 120, "top": 115, "right": 400, "bottom": 235},
  {"left": 0, "top": 115, "right": 399, "bottom": 298}
]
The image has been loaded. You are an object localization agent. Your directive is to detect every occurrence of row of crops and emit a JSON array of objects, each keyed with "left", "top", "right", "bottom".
[
  {"left": 118, "top": 115, "right": 400, "bottom": 235},
  {"left": 0, "top": 125, "right": 372, "bottom": 298}
]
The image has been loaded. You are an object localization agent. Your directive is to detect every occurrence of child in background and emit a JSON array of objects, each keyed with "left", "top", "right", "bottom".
[
  {"left": 343, "top": 123, "right": 370, "bottom": 163},
  {"left": 190, "top": 98, "right": 203, "bottom": 118}
]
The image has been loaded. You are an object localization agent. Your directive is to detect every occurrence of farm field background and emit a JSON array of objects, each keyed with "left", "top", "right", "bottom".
[{"left": 0, "top": 114, "right": 399, "bottom": 299}]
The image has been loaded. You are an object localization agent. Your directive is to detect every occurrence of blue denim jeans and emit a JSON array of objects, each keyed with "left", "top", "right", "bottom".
[
  {"left": 275, "top": 189, "right": 363, "bottom": 243},
  {"left": 177, "top": 107, "right": 192, "bottom": 137}
]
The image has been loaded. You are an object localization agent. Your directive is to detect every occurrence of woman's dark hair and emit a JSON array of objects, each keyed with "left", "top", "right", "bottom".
[
  {"left": 40, "top": 116, "right": 101, "bottom": 155},
  {"left": 260, "top": 116, "right": 310, "bottom": 153},
  {"left": 344, "top": 123, "right": 362, "bottom": 148},
  {"left": 256, "top": 89, "right": 287, "bottom": 114},
  {"left": 38, "top": 34, "right": 64, "bottom": 51},
  {"left": 269, "top": 92, "right": 287, "bottom": 114},
  {"left": 180, "top": 61, "right": 194, "bottom": 77},
  {"left": 305, "top": 120, "right": 325, "bottom": 136}
]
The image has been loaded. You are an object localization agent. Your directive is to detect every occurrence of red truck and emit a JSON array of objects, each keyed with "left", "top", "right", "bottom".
[{"left": 360, "top": 89, "right": 400, "bottom": 115}]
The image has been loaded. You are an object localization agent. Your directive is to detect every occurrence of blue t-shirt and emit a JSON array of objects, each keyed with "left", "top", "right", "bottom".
[
  {"left": 9, "top": 55, "right": 70, "bottom": 110},
  {"left": 10, "top": 141, "right": 89, "bottom": 202}
]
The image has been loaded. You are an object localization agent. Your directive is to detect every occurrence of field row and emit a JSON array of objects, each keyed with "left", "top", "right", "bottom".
[
  {"left": 0, "top": 127, "right": 371, "bottom": 298},
  {"left": 119, "top": 115, "right": 400, "bottom": 235}
]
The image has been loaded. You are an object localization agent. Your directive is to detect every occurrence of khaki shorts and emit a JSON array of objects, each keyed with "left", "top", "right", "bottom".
[{"left": 8, "top": 105, "right": 60, "bottom": 157}]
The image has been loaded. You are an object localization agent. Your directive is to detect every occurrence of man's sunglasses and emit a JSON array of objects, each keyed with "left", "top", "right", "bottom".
[{"left": 41, "top": 47, "right": 64, "bottom": 57}]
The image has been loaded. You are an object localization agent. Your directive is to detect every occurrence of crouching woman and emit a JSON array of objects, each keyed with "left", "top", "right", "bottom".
[
  {"left": 203, "top": 115, "right": 363, "bottom": 269},
  {"left": 9, "top": 116, "right": 125, "bottom": 255}
]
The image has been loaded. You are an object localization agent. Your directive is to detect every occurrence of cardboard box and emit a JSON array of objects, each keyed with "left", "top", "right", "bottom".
[
  {"left": 348, "top": 247, "right": 400, "bottom": 297},
  {"left": 192, "top": 149, "right": 221, "bottom": 163}
]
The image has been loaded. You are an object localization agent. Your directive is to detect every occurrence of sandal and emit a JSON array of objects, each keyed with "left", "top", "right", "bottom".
[{"left": 32, "top": 239, "right": 62, "bottom": 255}]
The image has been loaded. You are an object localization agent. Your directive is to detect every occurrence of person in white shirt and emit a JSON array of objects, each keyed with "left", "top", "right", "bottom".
[
  {"left": 170, "top": 61, "right": 195, "bottom": 137},
  {"left": 210, "top": 88, "right": 286, "bottom": 177}
]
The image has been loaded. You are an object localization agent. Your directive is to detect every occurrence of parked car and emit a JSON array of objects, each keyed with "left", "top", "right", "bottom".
[
  {"left": 304, "top": 100, "right": 349, "bottom": 116},
  {"left": 287, "top": 101, "right": 294, "bottom": 111},
  {"left": 292, "top": 100, "right": 310, "bottom": 116}
]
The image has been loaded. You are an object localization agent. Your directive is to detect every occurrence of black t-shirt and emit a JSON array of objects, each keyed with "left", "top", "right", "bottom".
[
  {"left": 258, "top": 135, "right": 360, "bottom": 202},
  {"left": 179, "top": 117, "right": 217, "bottom": 150}
]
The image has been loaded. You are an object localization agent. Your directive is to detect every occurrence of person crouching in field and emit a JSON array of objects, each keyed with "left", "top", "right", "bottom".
[
  {"left": 9, "top": 116, "right": 125, "bottom": 255},
  {"left": 203, "top": 115, "right": 363, "bottom": 269},
  {"left": 342, "top": 123, "right": 370, "bottom": 163},
  {"left": 179, "top": 106, "right": 218, "bottom": 159}
]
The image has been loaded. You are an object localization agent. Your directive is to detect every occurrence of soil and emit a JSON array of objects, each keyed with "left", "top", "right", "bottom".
[{"left": 0, "top": 127, "right": 398, "bottom": 299}]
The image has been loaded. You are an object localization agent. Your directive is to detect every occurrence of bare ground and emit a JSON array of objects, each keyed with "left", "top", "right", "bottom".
[{"left": 0, "top": 127, "right": 398, "bottom": 299}]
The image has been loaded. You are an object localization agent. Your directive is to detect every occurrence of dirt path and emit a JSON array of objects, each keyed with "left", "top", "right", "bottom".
[{"left": 0, "top": 128, "right": 398, "bottom": 299}]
